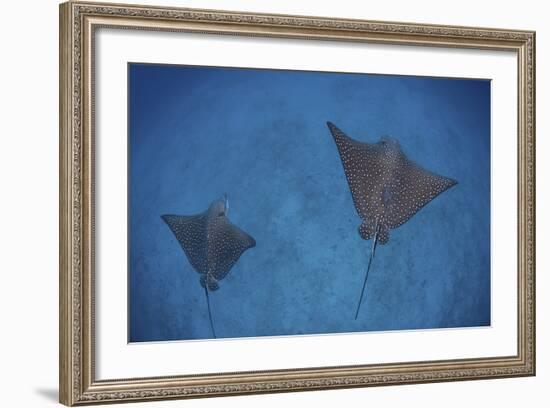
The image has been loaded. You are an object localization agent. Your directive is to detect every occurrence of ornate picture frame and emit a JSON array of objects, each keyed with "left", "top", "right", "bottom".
[{"left": 59, "top": 1, "right": 535, "bottom": 405}]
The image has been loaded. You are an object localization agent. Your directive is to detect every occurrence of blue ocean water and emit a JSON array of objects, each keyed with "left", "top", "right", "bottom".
[{"left": 128, "top": 63, "right": 491, "bottom": 342}]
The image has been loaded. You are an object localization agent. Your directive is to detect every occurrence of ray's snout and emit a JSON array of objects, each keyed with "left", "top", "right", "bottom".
[{"left": 209, "top": 196, "right": 227, "bottom": 216}]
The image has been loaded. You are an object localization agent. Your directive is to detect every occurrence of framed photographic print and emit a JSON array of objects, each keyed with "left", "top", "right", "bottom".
[{"left": 59, "top": 1, "right": 536, "bottom": 405}]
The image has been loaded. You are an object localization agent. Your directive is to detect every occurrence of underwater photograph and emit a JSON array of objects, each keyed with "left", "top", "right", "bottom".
[{"left": 128, "top": 62, "right": 491, "bottom": 342}]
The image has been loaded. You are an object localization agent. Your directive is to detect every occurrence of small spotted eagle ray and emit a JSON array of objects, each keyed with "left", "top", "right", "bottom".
[
  {"left": 327, "top": 122, "right": 457, "bottom": 319},
  {"left": 161, "top": 194, "right": 256, "bottom": 338}
]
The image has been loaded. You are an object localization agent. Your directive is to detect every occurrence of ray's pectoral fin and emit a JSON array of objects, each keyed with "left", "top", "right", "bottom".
[{"left": 386, "top": 160, "right": 458, "bottom": 229}]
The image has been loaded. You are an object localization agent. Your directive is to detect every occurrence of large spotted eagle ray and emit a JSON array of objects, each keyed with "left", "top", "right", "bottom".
[
  {"left": 161, "top": 194, "right": 256, "bottom": 338},
  {"left": 327, "top": 122, "right": 457, "bottom": 319}
]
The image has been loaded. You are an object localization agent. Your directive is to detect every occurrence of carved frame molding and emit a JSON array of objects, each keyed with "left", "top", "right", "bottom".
[{"left": 59, "top": 1, "right": 535, "bottom": 405}]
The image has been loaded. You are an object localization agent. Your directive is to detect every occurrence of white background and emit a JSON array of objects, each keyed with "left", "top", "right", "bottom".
[{"left": 0, "top": 0, "right": 546, "bottom": 407}]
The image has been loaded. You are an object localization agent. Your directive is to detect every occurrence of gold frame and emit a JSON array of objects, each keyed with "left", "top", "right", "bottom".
[{"left": 59, "top": 1, "right": 536, "bottom": 405}]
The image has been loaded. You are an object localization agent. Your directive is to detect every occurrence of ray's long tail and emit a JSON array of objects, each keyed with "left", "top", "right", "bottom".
[
  {"left": 204, "top": 286, "right": 217, "bottom": 338},
  {"left": 355, "top": 225, "right": 379, "bottom": 320}
]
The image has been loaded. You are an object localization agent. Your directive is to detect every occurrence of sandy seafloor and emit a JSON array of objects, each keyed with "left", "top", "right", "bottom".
[{"left": 128, "top": 63, "right": 491, "bottom": 342}]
